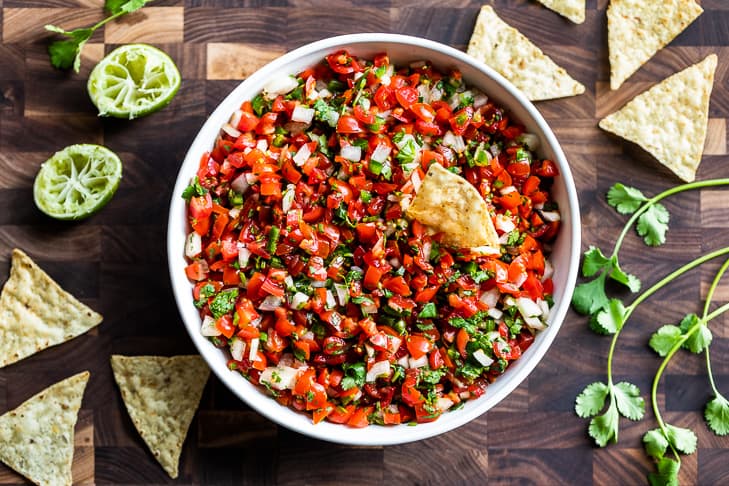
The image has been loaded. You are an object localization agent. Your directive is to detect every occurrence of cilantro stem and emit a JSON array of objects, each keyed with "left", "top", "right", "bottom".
[
  {"left": 606, "top": 246, "right": 729, "bottom": 386},
  {"left": 648, "top": 258, "right": 729, "bottom": 469},
  {"left": 611, "top": 178, "right": 729, "bottom": 259}
]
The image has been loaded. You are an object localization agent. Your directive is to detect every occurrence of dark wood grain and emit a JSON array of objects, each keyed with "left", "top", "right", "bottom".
[{"left": 0, "top": 0, "right": 728, "bottom": 484}]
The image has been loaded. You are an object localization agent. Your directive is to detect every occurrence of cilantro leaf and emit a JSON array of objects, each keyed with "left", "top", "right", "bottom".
[
  {"left": 643, "top": 428, "right": 669, "bottom": 459},
  {"left": 341, "top": 362, "right": 365, "bottom": 390},
  {"left": 683, "top": 323, "right": 712, "bottom": 353},
  {"left": 209, "top": 289, "right": 239, "bottom": 319},
  {"left": 572, "top": 273, "right": 609, "bottom": 315},
  {"left": 609, "top": 259, "right": 641, "bottom": 292},
  {"left": 637, "top": 203, "right": 670, "bottom": 246},
  {"left": 590, "top": 299, "right": 626, "bottom": 335},
  {"left": 665, "top": 423, "right": 697, "bottom": 455},
  {"left": 106, "top": 0, "right": 151, "bottom": 15},
  {"left": 582, "top": 246, "right": 611, "bottom": 277},
  {"left": 649, "top": 325, "right": 683, "bottom": 357},
  {"left": 607, "top": 183, "right": 648, "bottom": 215},
  {"left": 588, "top": 401, "right": 619, "bottom": 447},
  {"left": 575, "top": 382, "right": 609, "bottom": 418},
  {"left": 678, "top": 313, "right": 699, "bottom": 333},
  {"left": 648, "top": 457, "right": 680, "bottom": 486},
  {"left": 45, "top": 26, "right": 94, "bottom": 71},
  {"left": 613, "top": 381, "right": 645, "bottom": 420},
  {"left": 705, "top": 394, "right": 729, "bottom": 436}
]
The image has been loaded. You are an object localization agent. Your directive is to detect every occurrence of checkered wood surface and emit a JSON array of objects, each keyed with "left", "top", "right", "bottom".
[{"left": 1, "top": 0, "right": 728, "bottom": 484}]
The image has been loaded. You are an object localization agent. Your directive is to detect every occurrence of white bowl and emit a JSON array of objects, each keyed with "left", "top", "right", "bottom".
[{"left": 168, "top": 33, "right": 581, "bottom": 446}]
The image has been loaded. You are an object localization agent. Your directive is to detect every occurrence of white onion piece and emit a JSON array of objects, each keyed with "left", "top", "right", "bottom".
[
  {"left": 517, "top": 297, "right": 543, "bottom": 318},
  {"left": 291, "top": 105, "right": 315, "bottom": 124},
  {"left": 248, "top": 337, "right": 260, "bottom": 360},
  {"left": 259, "top": 295, "right": 284, "bottom": 311},
  {"left": 230, "top": 337, "right": 246, "bottom": 361},
  {"left": 231, "top": 173, "right": 250, "bottom": 194},
  {"left": 238, "top": 243, "right": 251, "bottom": 268},
  {"left": 499, "top": 185, "right": 518, "bottom": 195},
  {"left": 495, "top": 214, "right": 517, "bottom": 233},
  {"left": 311, "top": 280, "right": 327, "bottom": 288},
  {"left": 333, "top": 283, "right": 349, "bottom": 306},
  {"left": 290, "top": 292, "right": 310, "bottom": 310},
  {"left": 256, "top": 138, "right": 268, "bottom": 152},
  {"left": 518, "top": 133, "right": 540, "bottom": 151},
  {"left": 185, "top": 232, "right": 202, "bottom": 258},
  {"left": 411, "top": 170, "right": 423, "bottom": 192},
  {"left": 487, "top": 308, "right": 503, "bottom": 320},
  {"left": 366, "top": 360, "right": 391, "bottom": 382},
  {"left": 293, "top": 143, "right": 311, "bottom": 166},
  {"left": 436, "top": 397, "right": 455, "bottom": 412},
  {"left": 408, "top": 355, "right": 428, "bottom": 369},
  {"left": 340, "top": 144, "right": 362, "bottom": 162},
  {"left": 229, "top": 110, "right": 243, "bottom": 129},
  {"left": 480, "top": 288, "right": 500, "bottom": 308},
  {"left": 442, "top": 131, "right": 466, "bottom": 152},
  {"left": 325, "top": 289, "right": 337, "bottom": 309},
  {"left": 371, "top": 143, "right": 391, "bottom": 163},
  {"left": 221, "top": 123, "right": 241, "bottom": 138},
  {"left": 473, "top": 349, "right": 493, "bottom": 367},
  {"left": 201, "top": 316, "right": 220, "bottom": 337},
  {"left": 263, "top": 75, "right": 299, "bottom": 99},
  {"left": 540, "top": 210, "right": 561, "bottom": 222},
  {"left": 282, "top": 184, "right": 296, "bottom": 213},
  {"left": 542, "top": 260, "right": 554, "bottom": 280},
  {"left": 524, "top": 314, "right": 547, "bottom": 330},
  {"left": 245, "top": 172, "right": 259, "bottom": 184},
  {"left": 473, "top": 94, "right": 489, "bottom": 108},
  {"left": 260, "top": 366, "right": 300, "bottom": 390}
]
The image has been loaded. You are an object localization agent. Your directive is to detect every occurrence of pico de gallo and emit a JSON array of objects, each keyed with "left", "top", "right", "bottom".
[{"left": 182, "top": 51, "right": 561, "bottom": 427}]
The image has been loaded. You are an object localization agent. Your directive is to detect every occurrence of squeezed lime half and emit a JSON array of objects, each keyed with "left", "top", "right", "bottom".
[
  {"left": 88, "top": 44, "right": 181, "bottom": 119},
  {"left": 33, "top": 144, "right": 122, "bottom": 220}
]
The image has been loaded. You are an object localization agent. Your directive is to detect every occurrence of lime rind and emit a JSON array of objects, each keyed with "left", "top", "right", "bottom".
[
  {"left": 33, "top": 144, "right": 122, "bottom": 220},
  {"left": 88, "top": 44, "right": 181, "bottom": 119}
]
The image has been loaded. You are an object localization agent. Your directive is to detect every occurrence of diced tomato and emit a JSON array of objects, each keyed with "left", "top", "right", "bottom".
[
  {"left": 337, "top": 115, "right": 364, "bottom": 134},
  {"left": 406, "top": 335, "right": 432, "bottom": 360},
  {"left": 395, "top": 86, "right": 419, "bottom": 110},
  {"left": 185, "top": 261, "right": 208, "bottom": 281}
]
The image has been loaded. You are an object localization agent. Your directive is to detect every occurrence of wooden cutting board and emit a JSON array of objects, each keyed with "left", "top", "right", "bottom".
[{"left": 1, "top": 0, "right": 728, "bottom": 484}]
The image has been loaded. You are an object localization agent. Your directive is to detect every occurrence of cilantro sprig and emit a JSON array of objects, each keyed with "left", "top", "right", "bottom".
[
  {"left": 45, "top": 0, "right": 153, "bottom": 72},
  {"left": 641, "top": 258, "right": 729, "bottom": 485},
  {"left": 572, "top": 179, "right": 729, "bottom": 317},
  {"left": 576, "top": 246, "right": 729, "bottom": 450}
]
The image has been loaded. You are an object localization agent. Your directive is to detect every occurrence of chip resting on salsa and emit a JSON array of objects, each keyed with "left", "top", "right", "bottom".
[{"left": 182, "top": 50, "right": 562, "bottom": 427}]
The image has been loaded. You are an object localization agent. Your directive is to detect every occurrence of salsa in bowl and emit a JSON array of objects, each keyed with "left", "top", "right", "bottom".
[{"left": 168, "top": 34, "right": 580, "bottom": 445}]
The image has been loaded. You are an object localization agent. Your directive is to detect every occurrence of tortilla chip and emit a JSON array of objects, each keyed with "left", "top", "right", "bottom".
[
  {"left": 599, "top": 54, "right": 717, "bottom": 182},
  {"left": 536, "top": 0, "right": 585, "bottom": 24},
  {"left": 111, "top": 355, "right": 210, "bottom": 479},
  {"left": 0, "top": 249, "right": 103, "bottom": 368},
  {"left": 0, "top": 371, "right": 89, "bottom": 486},
  {"left": 608, "top": 0, "right": 703, "bottom": 90},
  {"left": 405, "top": 163, "right": 499, "bottom": 249},
  {"left": 467, "top": 5, "right": 585, "bottom": 101}
]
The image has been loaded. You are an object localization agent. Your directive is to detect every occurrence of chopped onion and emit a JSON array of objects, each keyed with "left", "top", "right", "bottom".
[
  {"left": 290, "top": 292, "right": 310, "bottom": 310},
  {"left": 260, "top": 366, "right": 300, "bottom": 390},
  {"left": 495, "top": 214, "right": 517, "bottom": 233},
  {"left": 397, "top": 355, "right": 409, "bottom": 368},
  {"left": 538, "top": 299, "right": 551, "bottom": 318},
  {"left": 259, "top": 295, "right": 284, "bottom": 311},
  {"left": 518, "top": 133, "right": 540, "bottom": 151},
  {"left": 417, "top": 83, "right": 431, "bottom": 104},
  {"left": 340, "top": 144, "right": 362, "bottom": 162},
  {"left": 429, "top": 86, "right": 443, "bottom": 102},
  {"left": 542, "top": 260, "right": 554, "bottom": 280},
  {"left": 469, "top": 245, "right": 501, "bottom": 256},
  {"left": 325, "top": 289, "right": 337, "bottom": 309},
  {"left": 411, "top": 170, "right": 423, "bottom": 192},
  {"left": 361, "top": 300, "right": 378, "bottom": 314},
  {"left": 293, "top": 143, "right": 311, "bottom": 166},
  {"left": 473, "top": 349, "right": 494, "bottom": 367},
  {"left": 222, "top": 123, "right": 241, "bottom": 138},
  {"left": 256, "top": 138, "right": 268, "bottom": 152},
  {"left": 489, "top": 144, "right": 501, "bottom": 158},
  {"left": 366, "top": 360, "right": 391, "bottom": 382},
  {"left": 389, "top": 258, "right": 400, "bottom": 268},
  {"left": 364, "top": 343, "right": 375, "bottom": 359},
  {"left": 282, "top": 184, "right": 296, "bottom": 213},
  {"left": 185, "top": 232, "right": 202, "bottom": 258},
  {"left": 473, "top": 94, "right": 489, "bottom": 108},
  {"left": 524, "top": 314, "right": 547, "bottom": 331},
  {"left": 311, "top": 280, "right": 327, "bottom": 288},
  {"left": 291, "top": 105, "right": 315, "bottom": 124},
  {"left": 408, "top": 355, "right": 428, "bottom": 369},
  {"left": 371, "top": 143, "right": 391, "bottom": 163},
  {"left": 248, "top": 337, "right": 260, "bottom": 360},
  {"left": 230, "top": 337, "right": 246, "bottom": 361},
  {"left": 539, "top": 210, "right": 561, "bottom": 222},
  {"left": 442, "top": 130, "right": 466, "bottom": 153},
  {"left": 201, "top": 316, "right": 220, "bottom": 337},
  {"left": 517, "top": 297, "right": 543, "bottom": 318},
  {"left": 229, "top": 109, "right": 243, "bottom": 128},
  {"left": 480, "top": 287, "right": 500, "bottom": 308},
  {"left": 317, "top": 88, "right": 332, "bottom": 98},
  {"left": 487, "top": 308, "right": 503, "bottom": 320},
  {"left": 263, "top": 75, "right": 299, "bottom": 99},
  {"left": 499, "top": 185, "right": 517, "bottom": 195},
  {"left": 231, "top": 173, "right": 250, "bottom": 194},
  {"left": 238, "top": 244, "right": 251, "bottom": 268},
  {"left": 333, "top": 283, "right": 349, "bottom": 306},
  {"left": 436, "top": 397, "right": 455, "bottom": 412}
]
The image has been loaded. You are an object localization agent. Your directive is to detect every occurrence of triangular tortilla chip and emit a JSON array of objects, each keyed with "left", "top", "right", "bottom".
[
  {"left": 536, "top": 0, "right": 585, "bottom": 24},
  {"left": 599, "top": 54, "right": 717, "bottom": 182},
  {"left": 608, "top": 0, "right": 703, "bottom": 90},
  {"left": 0, "top": 249, "right": 103, "bottom": 368},
  {"left": 467, "top": 5, "right": 585, "bottom": 101},
  {"left": 406, "top": 163, "right": 500, "bottom": 249},
  {"left": 111, "top": 355, "right": 210, "bottom": 479},
  {"left": 0, "top": 371, "right": 89, "bottom": 486}
]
